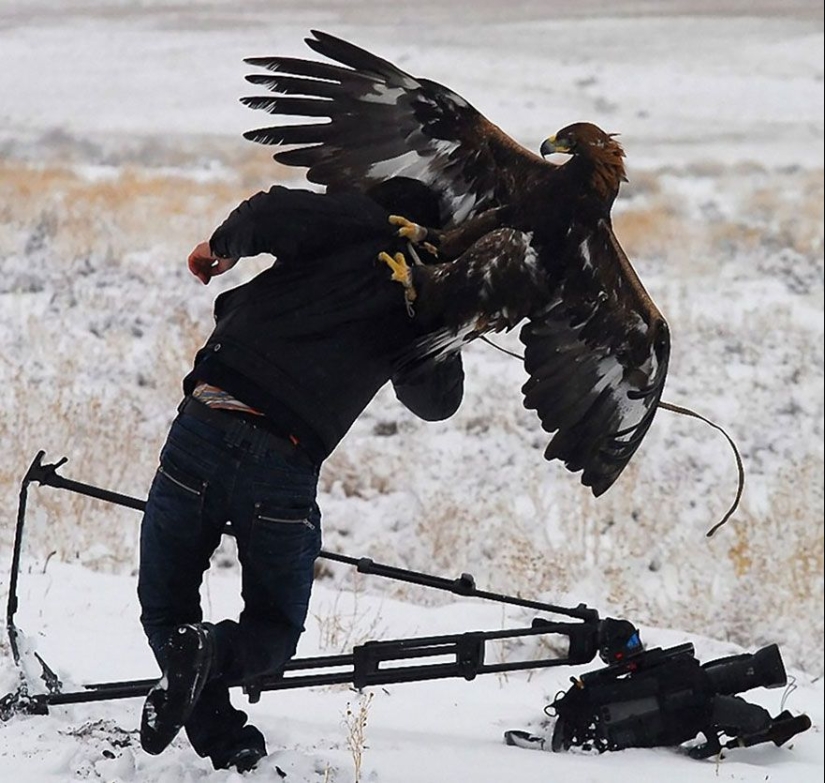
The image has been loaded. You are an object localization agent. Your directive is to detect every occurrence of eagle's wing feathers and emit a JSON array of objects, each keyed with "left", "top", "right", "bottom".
[
  {"left": 521, "top": 220, "right": 670, "bottom": 496},
  {"left": 242, "top": 30, "right": 549, "bottom": 224},
  {"left": 240, "top": 31, "right": 669, "bottom": 496}
]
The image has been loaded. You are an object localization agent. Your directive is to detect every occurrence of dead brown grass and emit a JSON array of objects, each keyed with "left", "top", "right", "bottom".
[
  {"left": 0, "top": 162, "right": 262, "bottom": 259},
  {"left": 616, "top": 165, "right": 824, "bottom": 273}
]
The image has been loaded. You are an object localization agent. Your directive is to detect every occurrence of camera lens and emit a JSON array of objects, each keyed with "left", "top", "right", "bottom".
[{"left": 702, "top": 644, "right": 786, "bottom": 696}]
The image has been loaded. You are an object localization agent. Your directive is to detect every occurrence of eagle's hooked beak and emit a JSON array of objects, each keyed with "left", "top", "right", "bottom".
[{"left": 540, "top": 135, "right": 572, "bottom": 158}]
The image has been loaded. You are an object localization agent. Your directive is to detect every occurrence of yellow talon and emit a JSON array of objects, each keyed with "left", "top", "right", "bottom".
[
  {"left": 389, "top": 214, "right": 428, "bottom": 244},
  {"left": 378, "top": 251, "right": 412, "bottom": 288},
  {"left": 378, "top": 250, "right": 418, "bottom": 315}
]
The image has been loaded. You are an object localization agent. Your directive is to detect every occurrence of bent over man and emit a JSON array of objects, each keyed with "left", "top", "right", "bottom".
[{"left": 138, "top": 178, "right": 463, "bottom": 772}]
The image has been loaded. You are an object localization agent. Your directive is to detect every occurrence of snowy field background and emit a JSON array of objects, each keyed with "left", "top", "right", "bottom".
[{"left": 0, "top": 1, "right": 822, "bottom": 781}]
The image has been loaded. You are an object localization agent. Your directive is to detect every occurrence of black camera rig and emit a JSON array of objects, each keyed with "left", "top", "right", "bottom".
[
  {"left": 1, "top": 451, "right": 812, "bottom": 760},
  {"left": 536, "top": 618, "right": 811, "bottom": 758}
]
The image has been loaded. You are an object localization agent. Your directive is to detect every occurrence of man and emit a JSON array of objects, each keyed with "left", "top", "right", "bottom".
[{"left": 138, "top": 178, "right": 463, "bottom": 772}]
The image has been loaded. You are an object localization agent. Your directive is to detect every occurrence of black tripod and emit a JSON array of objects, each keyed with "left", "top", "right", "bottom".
[
  {"left": 2, "top": 451, "right": 811, "bottom": 761},
  {"left": 3, "top": 450, "right": 604, "bottom": 719}
]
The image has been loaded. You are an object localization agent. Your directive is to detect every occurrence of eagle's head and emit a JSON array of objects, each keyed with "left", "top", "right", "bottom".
[{"left": 540, "top": 122, "right": 628, "bottom": 201}]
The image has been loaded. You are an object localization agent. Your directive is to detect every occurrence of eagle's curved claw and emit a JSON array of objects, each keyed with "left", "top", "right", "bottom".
[
  {"left": 389, "top": 214, "right": 427, "bottom": 243},
  {"left": 389, "top": 215, "right": 439, "bottom": 259},
  {"left": 377, "top": 251, "right": 416, "bottom": 294},
  {"left": 378, "top": 250, "right": 418, "bottom": 316}
]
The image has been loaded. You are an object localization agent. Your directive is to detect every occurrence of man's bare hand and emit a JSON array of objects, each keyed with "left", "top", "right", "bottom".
[{"left": 187, "top": 241, "right": 239, "bottom": 285}]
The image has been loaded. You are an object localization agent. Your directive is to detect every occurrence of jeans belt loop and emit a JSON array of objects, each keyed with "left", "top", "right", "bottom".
[
  {"left": 224, "top": 416, "right": 245, "bottom": 450},
  {"left": 247, "top": 423, "right": 267, "bottom": 458}
]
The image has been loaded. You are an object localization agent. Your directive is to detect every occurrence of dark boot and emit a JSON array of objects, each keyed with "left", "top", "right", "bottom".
[
  {"left": 184, "top": 679, "right": 268, "bottom": 771},
  {"left": 220, "top": 725, "right": 268, "bottom": 772},
  {"left": 140, "top": 623, "right": 215, "bottom": 755}
]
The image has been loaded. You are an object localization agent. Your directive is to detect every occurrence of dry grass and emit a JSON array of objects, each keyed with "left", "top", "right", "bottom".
[
  {"left": 0, "top": 158, "right": 260, "bottom": 564},
  {"left": 616, "top": 165, "right": 824, "bottom": 275},
  {"left": 343, "top": 691, "right": 374, "bottom": 783},
  {"left": 0, "top": 160, "right": 270, "bottom": 260},
  {"left": 614, "top": 200, "right": 688, "bottom": 262},
  {"left": 313, "top": 575, "right": 388, "bottom": 653}
]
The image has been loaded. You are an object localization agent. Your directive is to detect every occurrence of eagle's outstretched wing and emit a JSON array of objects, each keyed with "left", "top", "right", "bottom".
[
  {"left": 242, "top": 30, "right": 550, "bottom": 224},
  {"left": 240, "top": 31, "right": 669, "bottom": 497},
  {"left": 521, "top": 220, "right": 670, "bottom": 496}
]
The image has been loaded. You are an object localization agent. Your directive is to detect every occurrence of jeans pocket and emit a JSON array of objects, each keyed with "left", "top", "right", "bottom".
[
  {"left": 246, "top": 499, "right": 321, "bottom": 572},
  {"left": 158, "top": 460, "right": 206, "bottom": 498},
  {"left": 253, "top": 503, "right": 316, "bottom": 529},
  {"left": 148, "top": 453, "right": 208, "bottom": 541}
]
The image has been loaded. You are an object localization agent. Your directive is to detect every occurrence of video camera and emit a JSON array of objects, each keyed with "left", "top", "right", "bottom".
[{"left": 547, "top": 619, "right": 811, "bottom": 758}]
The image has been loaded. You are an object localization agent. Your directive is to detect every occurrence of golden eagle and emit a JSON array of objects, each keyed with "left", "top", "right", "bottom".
[{"left": 240, "top": 30, "right": 670, "bottom": 497}]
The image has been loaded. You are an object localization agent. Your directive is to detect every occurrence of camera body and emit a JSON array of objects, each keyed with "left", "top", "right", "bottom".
[{"left": 550, "top": 627, "right": 800, "bottom": 757}]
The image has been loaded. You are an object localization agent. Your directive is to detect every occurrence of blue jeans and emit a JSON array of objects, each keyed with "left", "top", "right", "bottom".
[{"left": 138, "top": 403, "right": 322, "bottom": 764}]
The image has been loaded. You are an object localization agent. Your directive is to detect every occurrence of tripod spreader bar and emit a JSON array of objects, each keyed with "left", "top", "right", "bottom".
[
  {"left": 319, "top": 551, "right": 597, "bottom": 622},
  {"left": 19, "top": 451, "right": 598, "bottom": 623},
  {"left": 1, "top": 618, "right": 598, "bottom": 718},
  {"left": 241, "top": 619, "right": 600, "bottom": 703}
]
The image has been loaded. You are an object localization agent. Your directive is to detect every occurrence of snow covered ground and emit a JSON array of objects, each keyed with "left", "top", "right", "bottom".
[
  {"left": 2, "top": 559, "right": 823, "bottom": 783},
  {"left": 0, "top": 1, "right": 823, "bottom": 781}
]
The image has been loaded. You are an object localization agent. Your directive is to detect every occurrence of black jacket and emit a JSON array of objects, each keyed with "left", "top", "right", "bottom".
[{"left": 183, "top": 186, "right": 464, "bottom": 462}]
